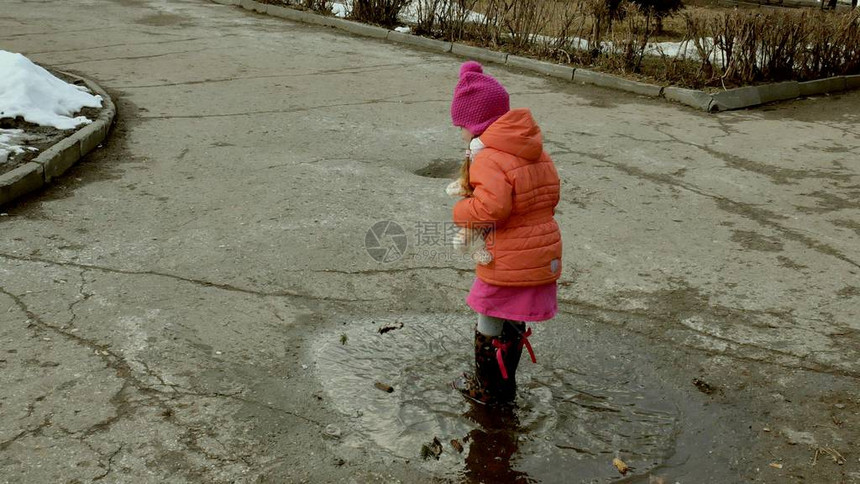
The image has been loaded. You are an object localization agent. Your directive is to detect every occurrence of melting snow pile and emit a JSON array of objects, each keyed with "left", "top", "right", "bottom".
[
  {"left": 0, "top": 50, "right": 103, "bottom": 165},
  {"left": 0, "top": 129, "right": 37, "bottom": 164}
]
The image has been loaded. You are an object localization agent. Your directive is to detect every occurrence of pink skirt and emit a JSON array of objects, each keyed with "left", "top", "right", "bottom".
[{"left": 466, "top": 278, "right": 557, "bottom": 322}]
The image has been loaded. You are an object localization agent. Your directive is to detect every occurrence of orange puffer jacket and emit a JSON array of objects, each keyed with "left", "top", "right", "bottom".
[{"left": 453, "top": 108, "right": 562, "bottom": 287}]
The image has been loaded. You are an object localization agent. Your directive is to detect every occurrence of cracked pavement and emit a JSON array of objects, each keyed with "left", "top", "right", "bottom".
[{"left": 1, "top": 0, "right": 859, "bottom": 481}]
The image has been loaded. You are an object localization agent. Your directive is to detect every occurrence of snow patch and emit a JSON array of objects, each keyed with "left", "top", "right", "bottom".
[
  {"left": 0, "top": 129, "right": 38, "bottom": 165},
  {"left": 331, "top": 2, "right": 348, "bottom": 17},
  {"left": 0, "top": 50, "right": 103, "bottom": 130}
]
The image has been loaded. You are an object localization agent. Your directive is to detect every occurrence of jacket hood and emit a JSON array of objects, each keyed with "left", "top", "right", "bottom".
[{"left": 479, "top": 108, "right": 543, "bottom": 161}]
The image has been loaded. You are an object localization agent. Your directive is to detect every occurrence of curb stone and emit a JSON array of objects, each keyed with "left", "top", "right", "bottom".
[
  {"left": 799, "top": 77, "right": 846, "bottom": 97},
  {"left": 0, "top": 73, "right": 115, "bottom": 207},
  {"left": 574, "top": 68, "right": 663, "bottom": 97},
  {"left": 241, "top": 0, "right": 267, "bottom": 13},
  {"left": 451, "top": 43, "right": 507, "bottom": 65},
  {"left": 387, "top": 31, "right": 452, "bottom": 53},
  {"left": 267, "top": 4, "right": 315, "bottom": 22},
  {"left": 218, "top": 0, "right": 860, "bottom": 112},
  {"left": 757, "top": 81, "right": 800, "bottom": 105},
  {"left": 328, "top": 18, "right": 390, "bottom": 39},
  {"left": 506, "top": 55, "right": 574, "bottom": 81},
  {"left": 662, "top": 86, "right": 713, "bottom": 111},
  {"left": 709, "top": 85, "right": 761, "bottom": 112},
  {"left": 0, "top": 163, "right": 44, "bottom": 207}
]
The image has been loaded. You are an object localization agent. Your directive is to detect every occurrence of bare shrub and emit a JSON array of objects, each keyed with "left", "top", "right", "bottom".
[
  {"left": 602, "top": 2, "right": 653, "bottom": 73},
  {"left": 699, "top": 8, "right": 860, "bottom": 87},
  {"left": 303, "top": 0, "right": 330, "bottom": 11},
  {"left": 413, "top": 0, "right": 482, "bottom": 40},
  {"left": 351, "top": 0, "right": 410, "bottom": 26},
  {"left": 334, "top": 0, "right": 859, "bottom": 88},
  {"left": 549, "top": 0, "right": 596, "bottom": 64},
  {"left": 413, "top": 0, "right": 447, "bottom": 34}
]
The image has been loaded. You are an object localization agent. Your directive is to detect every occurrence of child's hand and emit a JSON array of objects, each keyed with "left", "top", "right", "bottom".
[
  {"left": 446, "top": 179, "right": 469, "bottom": 198},
  {"left": 452, "top": 228, "right": 468, "bottom": 253}
]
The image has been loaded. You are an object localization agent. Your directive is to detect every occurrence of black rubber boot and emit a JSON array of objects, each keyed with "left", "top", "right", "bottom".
[
  {"left": 496, "top": 321, "right": 526, "bottom": 403},
  {"left": 454, "top": 323, "right": 531, "bottom": 405},
  {"left": 453, "top": 330, "right": 501, "bottom": 405}
]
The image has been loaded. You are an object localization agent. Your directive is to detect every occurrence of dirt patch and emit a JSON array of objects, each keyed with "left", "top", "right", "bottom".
[
  {"left": 795, "top": 190, "right": 860, "bottom": 214},
  {"left": 832, "top": 219, "right": 860, "bottom": 237},
  {"left": 730, "top": 229, "right": 785, "bottom": 252},
  {"left": 777, "top": 255, "right": 808, "bottom": 270}
]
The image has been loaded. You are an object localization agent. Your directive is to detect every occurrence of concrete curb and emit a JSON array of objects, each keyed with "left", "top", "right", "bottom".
[
  {"left": 451, "top": 43, "right": 507, "bottom": 65},
  {"left": 387, "top": 31, "right": 452, "bottom": 53},
  {"left": 574, "top": 68, "right": 663, "bottom": 98},
  {"left": 329, "top": 18, "right": 389, "bottom": 38},
  {"left": 223, "top": 0, "right": 860, "bottom": 113},
  {"left": 663, "top": 86, "right": 713, "bottom": 112},
  {"left": 0, "top": 73, "right": 115, "bottom": 207},
  {"left": 506, "top": 55, "right": 574, "bottom": 81},
  {"left": 799, "top": 76, "right": 846, "bottom": 97}
]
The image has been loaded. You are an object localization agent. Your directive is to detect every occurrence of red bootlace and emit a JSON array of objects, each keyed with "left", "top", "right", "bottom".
[
  {"left": 520, "top": 328, "right": 537, "bottom": 364},
  {"left": 492, "top": 328, "right": 537, "bottom": 380}
]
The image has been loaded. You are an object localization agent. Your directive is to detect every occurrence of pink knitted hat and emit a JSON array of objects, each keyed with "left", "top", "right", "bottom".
[{"left": 451, "top": 61, "right": 510, "bottom": 136}]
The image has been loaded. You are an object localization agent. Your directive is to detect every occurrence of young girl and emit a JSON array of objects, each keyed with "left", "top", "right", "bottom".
[{"left": 449, "top": 61, "right": 562, "bottom": 405}]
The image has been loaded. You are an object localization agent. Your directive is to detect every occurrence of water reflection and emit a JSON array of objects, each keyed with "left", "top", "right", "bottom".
[{"left": 463, "top": 403, "right": 532, "bottom": 483}]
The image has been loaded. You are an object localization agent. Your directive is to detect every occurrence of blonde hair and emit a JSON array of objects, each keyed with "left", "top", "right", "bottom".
[{"left": 459, "top": 152, "right": 472, "bottom": 196}]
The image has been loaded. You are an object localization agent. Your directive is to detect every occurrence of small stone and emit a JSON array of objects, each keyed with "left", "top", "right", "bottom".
[
  {"left": 835, "top": 403, "right": 846, "bottom": 409},
  {"left": 324, "top": 424, "right": 342, "bottom": 438},
  {"left": 782, "top": 428, "right": 817, "bottom": 446},
  {"left": 215, "top": 351, "right": 222, "bottom": 355},
  {"left": 302, "top": 364, "right": 308, "bottom": 370}
]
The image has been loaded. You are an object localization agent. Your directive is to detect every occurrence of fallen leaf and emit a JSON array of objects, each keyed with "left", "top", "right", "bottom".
[
  {"left": 692, "top": 377, "right": 716, "bottom": 395},
  {"left": 613, "top": 457, "right": 629, "bottom": 475},
  {"left": 769, "top": 462, "right": 783, "bottom": 469},
  {"left": 450, "top": 439, "right": 463, "bottom": 453},
  {"left": 378, "top": 321, "right": 404, "bottom": 334},
  {"left": 374, "top": 382, "right": 394, "bottom": 393}
]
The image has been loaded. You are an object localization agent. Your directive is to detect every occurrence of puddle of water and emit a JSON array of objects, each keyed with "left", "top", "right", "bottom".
[{"left": 312, "top": 314, "right": 679, "bottom": 482}]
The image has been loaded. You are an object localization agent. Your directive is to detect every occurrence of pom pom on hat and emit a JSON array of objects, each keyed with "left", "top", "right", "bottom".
[
  {"left": 460, "top": 61, "right": 483, "bottom": 76},
  {"left": 451, "top": 61, "right": 510, "bottom": 136}
]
